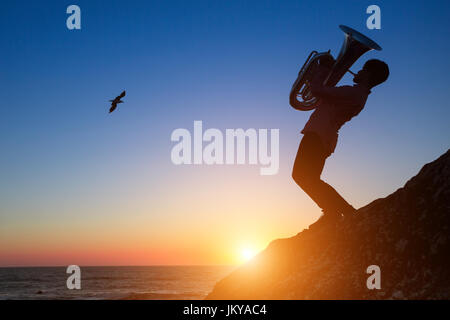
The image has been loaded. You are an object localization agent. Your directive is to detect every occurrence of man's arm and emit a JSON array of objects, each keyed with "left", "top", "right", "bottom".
[{"left": 309, "top": 66, "right": 359, "bottom": 104}]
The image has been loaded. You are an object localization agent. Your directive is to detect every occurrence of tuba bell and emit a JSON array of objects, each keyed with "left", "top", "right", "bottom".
[{"left": 289, "top": 25, "right": 382, "bottom": 111}]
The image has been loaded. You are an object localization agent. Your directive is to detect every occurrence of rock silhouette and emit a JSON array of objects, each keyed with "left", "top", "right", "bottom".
[{"left": 207, "top": 149, "right": 450, "bottom": 299}]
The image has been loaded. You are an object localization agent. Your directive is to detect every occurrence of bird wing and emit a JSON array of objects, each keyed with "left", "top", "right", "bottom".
[
  {"left": 119, "top": 90, "right": 126, "bottom": 99},
  {"left": 109, "top": 103, "right": 117, "bottom": 113}
]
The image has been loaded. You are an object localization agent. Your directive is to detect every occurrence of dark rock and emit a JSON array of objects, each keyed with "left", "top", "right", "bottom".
[{"left": 207, "top": 149, "right": 450, "bottom": 300}]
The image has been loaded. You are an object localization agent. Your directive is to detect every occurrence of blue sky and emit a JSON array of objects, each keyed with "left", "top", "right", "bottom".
[{"left": 1, "top": 0, "right": 449, "bottom": 265}]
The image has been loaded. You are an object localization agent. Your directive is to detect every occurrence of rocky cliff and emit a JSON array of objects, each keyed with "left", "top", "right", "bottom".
[{"left": 207, "top": 149, "right": 450, "bottom": 299}]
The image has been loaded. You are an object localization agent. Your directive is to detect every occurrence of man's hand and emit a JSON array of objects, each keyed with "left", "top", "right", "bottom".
[
  {"left": 319, "top": 55, "right": 335, "bottom": 69},
  {"left": 311, "top": 56, "right": 334, "bottom": 85}
]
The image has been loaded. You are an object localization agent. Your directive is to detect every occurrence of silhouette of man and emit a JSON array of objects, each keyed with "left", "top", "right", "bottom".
[{"left": 291, "top": 59, "right": 389, "bottom": 229}]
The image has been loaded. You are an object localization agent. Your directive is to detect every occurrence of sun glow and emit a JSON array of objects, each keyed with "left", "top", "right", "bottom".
[{"left": 240, "top": 247, "right": 257, "bottom": 262}]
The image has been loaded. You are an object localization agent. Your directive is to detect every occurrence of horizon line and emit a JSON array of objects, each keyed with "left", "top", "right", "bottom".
[{"left": 0, "top": 264, "right": 238, "bottom": 269}]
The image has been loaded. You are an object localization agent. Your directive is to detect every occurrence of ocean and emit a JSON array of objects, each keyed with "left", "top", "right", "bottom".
[{"left": 0, "top": 266, "right": 235, "bottom": 300}]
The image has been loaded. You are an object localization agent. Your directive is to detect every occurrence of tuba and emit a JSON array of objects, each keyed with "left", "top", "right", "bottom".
[{"left": 290, "top": 25, "right": 382, "bottom": 111}]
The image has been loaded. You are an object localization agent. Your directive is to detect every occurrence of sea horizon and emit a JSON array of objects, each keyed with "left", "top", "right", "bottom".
[
  {"left": 0, "top": 264, "right": 237, "bottom": 268},
  {"left": 0, "top": 265, "right": 236, "bottom": 300}
]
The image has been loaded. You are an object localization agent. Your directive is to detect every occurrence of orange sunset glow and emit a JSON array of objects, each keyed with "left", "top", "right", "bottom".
[{"left": 2, "top": 1, "right": 448, "bottom": 273}]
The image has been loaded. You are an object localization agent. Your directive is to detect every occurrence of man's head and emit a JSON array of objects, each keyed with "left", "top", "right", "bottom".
[{"left": 353, "top": 59, "right": 389, "bottom": 88}]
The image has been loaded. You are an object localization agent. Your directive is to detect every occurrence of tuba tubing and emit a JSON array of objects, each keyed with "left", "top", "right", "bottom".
[{"left": 290, "top": 25, "right": 382, "bottom": 111}]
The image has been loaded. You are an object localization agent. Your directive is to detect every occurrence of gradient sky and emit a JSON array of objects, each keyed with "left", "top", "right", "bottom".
[{"left": 1, "top": 0, "right": 449, "bottom": 266}]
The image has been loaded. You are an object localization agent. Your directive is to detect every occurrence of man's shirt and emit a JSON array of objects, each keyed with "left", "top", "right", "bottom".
[{"left": 301, "top": 83, "right": 371, "bottom": 157}]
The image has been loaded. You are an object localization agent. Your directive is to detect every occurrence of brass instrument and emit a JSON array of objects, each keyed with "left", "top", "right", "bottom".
[{"left": 290, "top": 25, "right": 382, "bottom": 111}]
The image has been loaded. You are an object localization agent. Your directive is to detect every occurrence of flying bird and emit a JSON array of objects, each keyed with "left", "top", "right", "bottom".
[{"left": 109, "top": 90, "right": 126, "bottom": 113}]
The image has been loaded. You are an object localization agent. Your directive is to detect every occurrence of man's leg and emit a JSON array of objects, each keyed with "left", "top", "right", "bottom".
[{"left": 292, "top": 132, "right": 356, "bottom": 216}]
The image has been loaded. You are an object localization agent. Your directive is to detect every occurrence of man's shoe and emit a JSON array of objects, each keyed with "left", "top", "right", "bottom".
[{"left": 309, "top": 211, "right": 341, "bottom": 230}]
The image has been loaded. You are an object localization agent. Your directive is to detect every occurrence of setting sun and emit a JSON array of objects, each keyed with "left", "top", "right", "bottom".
[{"left": 240, "top": 247, "right": 257, "bottom": 262}]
